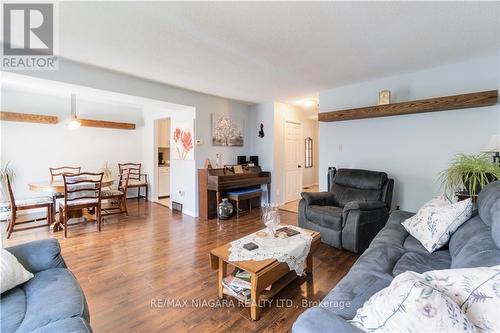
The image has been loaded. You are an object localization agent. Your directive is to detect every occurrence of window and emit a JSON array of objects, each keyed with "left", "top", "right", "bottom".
[{"left": 305, "top": 137, "right": 313, "bottom": 168}]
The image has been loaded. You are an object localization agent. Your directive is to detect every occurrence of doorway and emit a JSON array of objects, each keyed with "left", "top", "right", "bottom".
[
  {"left": 154, "top": 118, "right": 171, "bottom": 208},
  {"left": 284, "top": 120, "right": 303, "bottom": 203}
]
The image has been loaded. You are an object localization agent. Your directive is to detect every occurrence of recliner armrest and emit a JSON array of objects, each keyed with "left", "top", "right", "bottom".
[
  {"left": 301, "top": 192, "right": 336, "bottom": 206},
  {"left": 343, "top": 200, "right": 386, "bottom": 213},
  {"left": 6, "top": 239, "right": 66, "bottom": 274}
]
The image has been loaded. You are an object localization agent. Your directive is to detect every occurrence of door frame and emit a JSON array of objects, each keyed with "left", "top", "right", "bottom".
[{"left": 282, "top": 119, "right": 303, "bottom": 203}]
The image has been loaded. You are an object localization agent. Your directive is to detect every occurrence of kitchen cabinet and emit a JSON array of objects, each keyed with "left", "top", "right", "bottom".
[
  {"left": 158, "top": 166, "right": 170, "bottom": 197},
  {"left": 158, "top": 119, "right": 170, "bottom": 148}
]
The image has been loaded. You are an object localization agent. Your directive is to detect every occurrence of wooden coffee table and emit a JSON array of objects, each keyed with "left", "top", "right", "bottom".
[{"left": 209, "top": 228, "right": 320, "bottom": 320}]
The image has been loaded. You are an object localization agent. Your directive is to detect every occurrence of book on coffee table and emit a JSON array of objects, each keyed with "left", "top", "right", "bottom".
[{"left": 275, "top": 226, "right": 300, "bottom": 237}]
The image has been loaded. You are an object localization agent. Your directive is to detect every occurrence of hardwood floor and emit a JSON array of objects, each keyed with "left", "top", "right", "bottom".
[
  {"left": 5, "top": 201, "right": 358, "bottom": 333},
  {"left": 279, "top": 185, "right": 319, "bottom": 214}
]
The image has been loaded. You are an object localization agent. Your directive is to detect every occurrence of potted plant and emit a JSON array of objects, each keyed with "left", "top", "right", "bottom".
[
  {"left": 0, "top": 162, "right": 15, "bottom": 220},
  {"left": 101, "top": 161, "right": 113, "bottom": 180},
  {"left": 440, "top": 153, "right": 500, "bottom": 197},
  {"left": 0, "top": 162, "right": 15, "bottom": 194}
]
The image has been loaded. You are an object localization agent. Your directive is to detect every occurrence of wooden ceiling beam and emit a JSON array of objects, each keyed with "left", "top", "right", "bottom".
[
  {"left": 0, "top": 111, "right": 58, "bottom": 124},
  {"left": 318, "top": 90, "right": 498, "bottom": 122}
]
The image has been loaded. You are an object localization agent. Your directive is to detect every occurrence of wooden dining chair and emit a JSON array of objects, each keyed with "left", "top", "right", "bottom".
[
  {"left": 101, "top": 171, "right": 130, "bottom": 218},
  {"left": 4, "top": 175, "right": 53, "bottom": 239},
  {"left": 49, "top": 166, "right": 82, "bottom": 213},
  {"left": 118, "top": 163, "right": 148, "bottom": 201},
  {"left": 49, "top": 166, "right": 82, "bottom": 182},
  {"left": 59, "top": 172, "right": 103, "bottom": 238}
]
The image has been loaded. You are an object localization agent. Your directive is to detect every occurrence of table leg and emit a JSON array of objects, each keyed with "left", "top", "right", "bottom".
[
  {"left": 250, "top": 273, "right": 261, "bottom": 321},
  {"left": 218, "top": 258, "right": 227, "bottom": 299},
  {"left": 267, "top": 184, "right": 271, "bottom": 203},
  {"left": 306, "top": 254, "right": 313, "bottom": 275}
]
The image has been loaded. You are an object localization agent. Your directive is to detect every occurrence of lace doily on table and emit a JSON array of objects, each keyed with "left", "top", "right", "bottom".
[{"left": 228, "top": 225, "right": 313, "bottom": 276}]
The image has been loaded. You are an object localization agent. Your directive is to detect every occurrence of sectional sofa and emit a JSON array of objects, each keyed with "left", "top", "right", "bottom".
[{"left": 293, "top": 181, "right": 500, "bottom": 332}]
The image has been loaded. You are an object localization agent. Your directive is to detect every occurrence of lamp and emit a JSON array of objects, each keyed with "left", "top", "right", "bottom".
[
  {"left": 67, "top": 93, "right": 81, "bottom": 130},
  {"left": 483, "top": 134, "right": 500, "bottom": 163}
]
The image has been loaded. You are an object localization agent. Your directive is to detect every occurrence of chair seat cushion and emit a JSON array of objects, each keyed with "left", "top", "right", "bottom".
[
  {"left": 0, "top": 287, "right": 26, "bottom": 332},
  {"left": 101, "top": 189, "right": 124, "bottom": 198},
  {"left": 59, "top": 199, "right": 97, "bottom": 207},
  {"left": 128, "top": 180, "right": 147, "bottom": 186},
  {"left": 305, "top": 205, "right": 343, "bottom": 230},
  {"left": 10, "top": 197, "right": 53, "bottom": 208},
  {"left": 15, "top": 268, "right": 89, "bottom": 332}
]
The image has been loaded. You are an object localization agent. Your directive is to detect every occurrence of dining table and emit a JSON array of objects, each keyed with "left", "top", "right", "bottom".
[{"left": 28, "top": 177, "right": 114, "bottom": 231}]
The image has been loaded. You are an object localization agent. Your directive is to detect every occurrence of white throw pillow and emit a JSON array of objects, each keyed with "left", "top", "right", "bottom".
[
  {"left": 350, "top": 272, "right": 477, "bottom": 333},
  {"left": 1, "top": 248, "right": 34, "bottom": 293},
  {"left": 402, "top": 195, "right": 473, "bottom": 252}
]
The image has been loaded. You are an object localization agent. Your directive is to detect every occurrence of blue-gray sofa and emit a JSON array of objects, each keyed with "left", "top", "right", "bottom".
[
  {"left": 1, "top": 239, "right": 92, "bottom": 333},
  {"left": 293, "top": 181, "right": 500, "bottom": 333}
]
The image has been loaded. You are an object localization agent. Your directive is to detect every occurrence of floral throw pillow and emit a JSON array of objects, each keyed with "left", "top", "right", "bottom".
[
  {"left": 402, "top": 195, "right": 473, "bottom": 252},
  {"left": 350, "top": 266, "right": 500, "bottom": 333},
  {"left": 419, "top": 266, "right": 500, "bottom": 333},
  {"left": 350, "top": 272, "right": 477, "bottom": 333}
]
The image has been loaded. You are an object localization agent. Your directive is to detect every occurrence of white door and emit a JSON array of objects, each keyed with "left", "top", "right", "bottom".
[{"left": 284, "top": 121, "right": 303, "bottom": 203}]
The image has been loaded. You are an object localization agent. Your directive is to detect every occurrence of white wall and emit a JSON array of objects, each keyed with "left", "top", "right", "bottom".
[
  {"left": 4, "top": 60, "right": 252, "bottom": 215},
  {"left": 1, "top": 85, "right": 143, "bottom": 199},
  {"left": 249, "top": 101, "right": 319, "bottom": 204},
  {"left": 141, "top": 107, "right": 196, "bottom": 216},
  {"left": 249, "top": 102, "right": 275, "bottom": 202},
  {"left": 7, "top": 59, "right": 253, "bottom": 170},
  {"left": 319, "top": 55, "right": 500, "bottom": 212}
]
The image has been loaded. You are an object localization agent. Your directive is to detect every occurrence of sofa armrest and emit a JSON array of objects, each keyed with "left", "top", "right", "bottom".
[
  {"left": 292, "top": 307, "right": 364, "bottom": 333},
  {"left": 386, "top": 210, "right": 415, "bottom": 225},
  {"left": 343, "top": 200, "right": 387, "bottom": 212},
  {"left": 342, "top": 205, "right": 390, "bottom": 253},
  {"left": 6, "top": 239, "right": 66, "bottom": 274},
  {"left": 300, "top": 192, "right": 336, "bottom": 206}
]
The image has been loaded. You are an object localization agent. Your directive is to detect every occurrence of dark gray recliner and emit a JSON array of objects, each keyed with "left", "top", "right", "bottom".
[{"left": 298, "top": 168, "right": 394, "bottom": 253}]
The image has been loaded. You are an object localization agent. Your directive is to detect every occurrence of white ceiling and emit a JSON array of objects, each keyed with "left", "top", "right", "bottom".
[{"left": 56, "top": 2, "right": 499, "bottom": 104}]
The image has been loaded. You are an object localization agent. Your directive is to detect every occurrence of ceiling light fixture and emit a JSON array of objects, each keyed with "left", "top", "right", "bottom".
[
  {"left": 67, "top": 93, "right": 81, "bottom": 130},
  {"left": 302, "top": 100, "right": 317, "bottom": 108}
]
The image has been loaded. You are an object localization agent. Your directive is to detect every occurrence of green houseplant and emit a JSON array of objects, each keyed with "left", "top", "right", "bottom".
[{"left": 440, "top": 153, "right": 500, "bottom": 196}]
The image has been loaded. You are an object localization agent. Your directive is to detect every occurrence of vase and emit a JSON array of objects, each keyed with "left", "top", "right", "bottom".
[
  {"left": 262, "top": 203, "right": 280, "bottom": 236},
  {"left": 217, "top": 198, "right": 233, "bottom": 219}
]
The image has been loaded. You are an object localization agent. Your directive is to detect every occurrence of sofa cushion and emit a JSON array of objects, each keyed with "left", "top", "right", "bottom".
[
  {"left": 292, "top": 307, "right": 364, "bottom": 333},
  {"left": 15, "top": 268, "right": 89, "bottom": 333},
  {"left": 305, "top": 205, "right": 343, "bottom": 230},
  {"left": 0, "top": 287, "right": 26, "bottom": 332},
  {"left": 449, "top": 216, "right": 500, "bottom": 268},
  {"left": 477, "top": 180, "right": 500, "bottom": 247},
  {"left": 30, "top": 317, "right": 92, "bottom": 333},
  {"left": 392, "top": 251, "right": 451, "bottom": 276}
]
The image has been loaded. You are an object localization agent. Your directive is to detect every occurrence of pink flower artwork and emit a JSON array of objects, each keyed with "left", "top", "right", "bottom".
[{"left": 172, "top": 123, "right": 194, "bottom": 160}]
